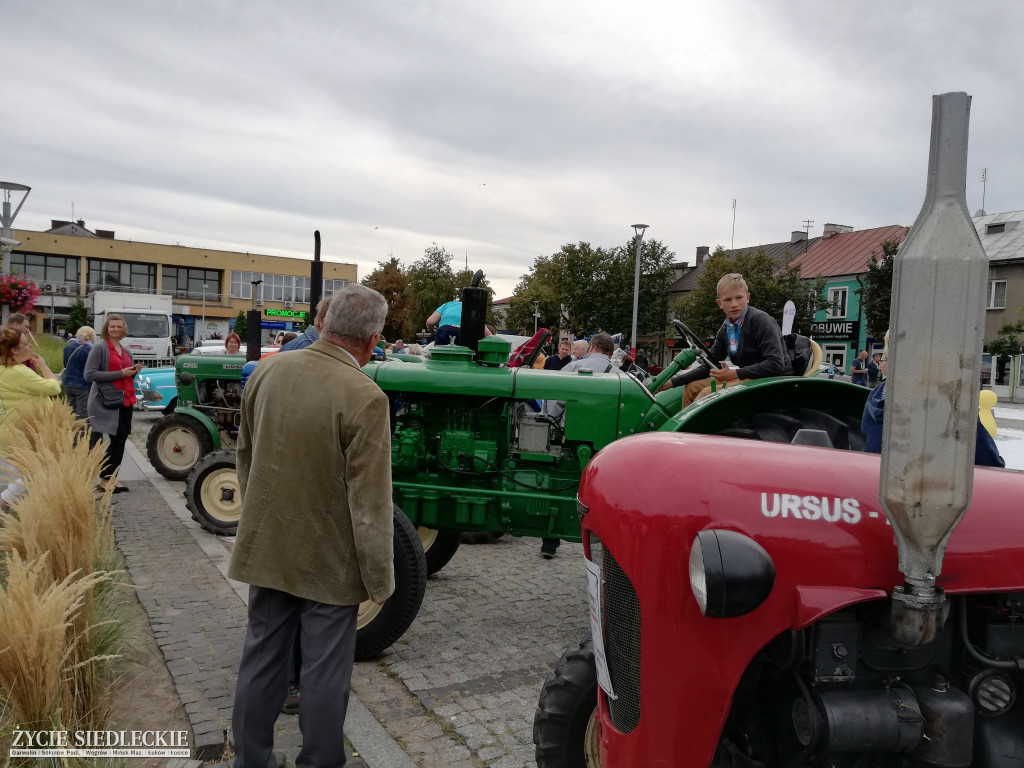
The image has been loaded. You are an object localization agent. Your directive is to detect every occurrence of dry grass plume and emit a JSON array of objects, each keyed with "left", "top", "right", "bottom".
[{"left": 0, "top": 398, "right": 128, "bottom": 739}]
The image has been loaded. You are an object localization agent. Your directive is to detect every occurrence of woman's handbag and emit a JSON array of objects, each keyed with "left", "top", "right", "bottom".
[{"left": 100, "top": 387, "right": 125, "bottom": 406}]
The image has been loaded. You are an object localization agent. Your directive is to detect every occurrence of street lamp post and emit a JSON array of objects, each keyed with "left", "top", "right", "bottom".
[
  {"left": 201, "top": 283, "right": 208, "bottom": 339},
  {"left": 629, "top": 224, "right": 648, "bottom": 360},
  {"left": 533, "top": 300, "right": 540, "bottom": 334}
]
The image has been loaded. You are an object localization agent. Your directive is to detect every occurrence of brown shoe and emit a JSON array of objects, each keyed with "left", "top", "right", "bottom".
[{"left": 281, "top": 683, "right": 300, "bottom": 714}]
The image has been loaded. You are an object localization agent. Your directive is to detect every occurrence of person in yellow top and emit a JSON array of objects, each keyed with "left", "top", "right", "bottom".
[{"left": 0, "top": 326, "right": 61, "bottom": 510}]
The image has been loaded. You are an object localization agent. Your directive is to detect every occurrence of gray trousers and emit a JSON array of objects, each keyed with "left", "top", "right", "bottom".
[
  {"left": 232, "top": 585, "right": 358, "bottom": 768},
  {"left": 64, "top": 385, "right": 90, "bottom": 422}
]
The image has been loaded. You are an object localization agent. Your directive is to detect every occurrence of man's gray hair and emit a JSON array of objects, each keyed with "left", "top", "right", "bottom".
[
  {"left": 590, "top": 332, "right": 614, "bottom": 356},
  {"left": 323, "top": 284, "right": 387, "bottom": 345}
]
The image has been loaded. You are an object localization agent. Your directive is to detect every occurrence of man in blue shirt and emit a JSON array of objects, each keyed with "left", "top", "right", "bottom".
[
  {"left": 281, "top": 296, "right": 333, "bottom": 352},
  {"left": 850, "top": 350, "right": 869, "bottom": 386},
  {"left": 427, "top": 300, "right": 462, "bottom": 346}
]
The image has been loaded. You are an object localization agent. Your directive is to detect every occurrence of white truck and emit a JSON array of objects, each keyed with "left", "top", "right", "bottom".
[{"left": 90, "top": 291, "right": 176, "bottom": 366}]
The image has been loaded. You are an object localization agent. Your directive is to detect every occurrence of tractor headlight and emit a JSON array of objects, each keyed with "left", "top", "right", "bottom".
[{"left": 689, "top": 530, "right": 775, "bottom": 618}]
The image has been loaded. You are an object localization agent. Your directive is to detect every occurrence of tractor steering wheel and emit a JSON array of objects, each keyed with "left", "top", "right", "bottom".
[{"left": 672, "top": 319, "right": 722, "bottom": 371}]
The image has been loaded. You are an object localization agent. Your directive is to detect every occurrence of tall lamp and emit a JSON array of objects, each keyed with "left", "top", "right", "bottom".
[{"left": 629, "top": 224, "right": 649, "bottom": 360}]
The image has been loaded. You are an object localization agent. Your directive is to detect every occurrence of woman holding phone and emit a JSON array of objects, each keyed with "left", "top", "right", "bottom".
[{"left": 85, "top": 314, "right": 143, "bottom": 493}]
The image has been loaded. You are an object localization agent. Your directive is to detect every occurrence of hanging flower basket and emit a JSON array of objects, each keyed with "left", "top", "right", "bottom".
[{"left": 0, "top": 273, "right": 42, "bottom": 315}]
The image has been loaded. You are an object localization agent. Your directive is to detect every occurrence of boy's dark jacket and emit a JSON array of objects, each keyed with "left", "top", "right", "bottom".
[{"left": 672, "top": 305, "right": 786, "bottom": 387}]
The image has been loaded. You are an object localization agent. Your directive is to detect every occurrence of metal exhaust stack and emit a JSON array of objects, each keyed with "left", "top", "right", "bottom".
[{"left": 881, "top": 92, "right": 988, "bottom": 646}]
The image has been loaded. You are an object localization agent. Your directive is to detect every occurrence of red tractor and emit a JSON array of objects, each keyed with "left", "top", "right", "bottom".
[{"left": 535, "top": 93, "right": 1024, "bottom": 767}]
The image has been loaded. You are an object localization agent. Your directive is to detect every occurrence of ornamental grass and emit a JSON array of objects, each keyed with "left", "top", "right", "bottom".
[{"left": 0, "top": 398, "right": 129, "bottom": 743}]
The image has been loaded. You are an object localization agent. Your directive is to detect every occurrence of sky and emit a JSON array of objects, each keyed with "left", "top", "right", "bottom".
[{"left": 3, "top": 1, "right": 1022, "bottom": 299}]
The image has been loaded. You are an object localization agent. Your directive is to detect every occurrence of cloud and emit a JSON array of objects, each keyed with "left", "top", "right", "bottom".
[{"left": 4, "top": 1, "right": 1023, "bottom": 298}]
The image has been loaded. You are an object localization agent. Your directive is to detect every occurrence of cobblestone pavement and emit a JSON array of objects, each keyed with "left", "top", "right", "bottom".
[{"left": 118, "top": 421, "right": 590, "bottom": 767}]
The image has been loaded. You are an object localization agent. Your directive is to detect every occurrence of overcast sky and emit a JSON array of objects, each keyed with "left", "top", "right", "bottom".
[{"left": 4, "top": 1, "right": 1021, "bottom": 299}]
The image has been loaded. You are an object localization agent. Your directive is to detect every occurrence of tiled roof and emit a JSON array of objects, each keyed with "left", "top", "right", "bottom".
[
  {"left": 789, "top": 225, "right": 908, "bottom": 279},
  {"left": 973, "top": 211, "right": 1024, "bottom": 262},
  {"left": 493, "top": 296, "right": 511, "bottom": 305},
  {"left": 669, "top": 237, "right": 821, "bottom": 294}
]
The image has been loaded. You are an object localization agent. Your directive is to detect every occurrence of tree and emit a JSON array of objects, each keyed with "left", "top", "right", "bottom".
[
  {"left": 506, "top": 238, "right": 676, "bottom": 340},
  {"left": 66, "top": 299, "right": 88, "bottom": 336},
  {"left": 856, "top": 238, "right": 900, "bottom": 337},
  {"left": 362, "top": 257, "right": 414, "bottom": 340},
  {"left": 987, "top": 309, "right": 1024, "bottom": 357},
  {"left": 674, "top": 249, "right": 828, "bottom": 339},
  {"left": 408, "top": 245, "right": 460, "bottom": 333},
  {"left": 232, "top": 310, "right": 247, "bottom": 339}
]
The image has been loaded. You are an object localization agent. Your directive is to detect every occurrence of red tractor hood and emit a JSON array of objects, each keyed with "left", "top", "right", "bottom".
[{"left": 578, "top": 432, "right": 1024, "bottom": 767}]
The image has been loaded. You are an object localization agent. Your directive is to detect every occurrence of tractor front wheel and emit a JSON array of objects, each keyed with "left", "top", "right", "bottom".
[
  {"left": 147, "top": 412, "right": 213, "bottom": 480},
  {"left": 534, "top": 636, "right": 599, "bottom": 768},
  {"left": 185, "top": 450, "right": 241, "bottom": 536},
  {"left": 354, "top": 506, "right": 428, "bottom": 661}
]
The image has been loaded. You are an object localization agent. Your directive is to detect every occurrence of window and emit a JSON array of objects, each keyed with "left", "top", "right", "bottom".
[
  {"left": 987, "top": 223, "right": 1006, "bottom": 235},
  {"left": 323, "top": 278, "right": 351, "bottom": 296},
  {"left": 294, "top": 276, "right": 310, "bottom": 304},
  {"left": 987, "top": 280, "right": 1006, "bottom": 309},
  {"left": 7, "top": 253, "right": 80, "bottom": 291},
  {"left": 265, "top": 273, "right": 292, "bottom": 302},
  {"left": 163, "top": 267, "right": 220, "bottom": 300},
  {"left": 827, "top": 287, "right": 848, "bottom": 319},
  {"left": 87, "top": 259, "right": 156, "bottom": 293},
  {"left": 231, "top": 271, "right": 264, "bottom": 300}
]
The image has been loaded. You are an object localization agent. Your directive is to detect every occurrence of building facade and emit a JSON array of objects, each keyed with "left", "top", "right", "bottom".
[{"left": 10, "top": 220, "right": 356, "bottom": 342}]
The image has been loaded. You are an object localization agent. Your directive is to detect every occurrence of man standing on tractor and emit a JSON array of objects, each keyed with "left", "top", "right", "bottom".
[
  {"left": 228, "top": 284, "right": 395, "bottom": 768},
  {"left": 659, "top": 273, "right": 786, "bottom": 406}
]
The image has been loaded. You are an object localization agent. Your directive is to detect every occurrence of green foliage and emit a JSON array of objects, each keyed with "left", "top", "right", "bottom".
[
  {"left": 406, "top": 245, "right": 494, "bottom": 336},
  {"left": 66, "top": 299, "right": 88, "bottom": 336},
  {"left": 362, "top": 257, "right": 415, "bottom": 340},
  {"left": 856, "top": 238, "right": 900, "bottom": 337},
  {"left": 506, "top": 237, "right": 677, "bottom": 339},
  {"left": 987, "top": 308, "right": 1024, "bottom": 357},
  {"left": 232, "top": 310, "right": 247, "bottom": 339},
  {"left": 674, "top": 248, "right": 828, "bottom": 338},
  {"left": 408, "top": 245, "right": 461, "bottom": 331},
  {"left": 35, "top": 334, "right": 65, "bottom": 373}
]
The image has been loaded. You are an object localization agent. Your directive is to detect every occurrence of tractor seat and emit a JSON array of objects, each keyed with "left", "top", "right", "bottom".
[{"left": 782, "top": 334, "right": 823, "bottom": 378}]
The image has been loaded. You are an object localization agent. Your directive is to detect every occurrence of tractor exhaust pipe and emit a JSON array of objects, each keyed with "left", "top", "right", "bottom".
[
  {"left": 881, "top": 92, "right": 988, "bottom": 646},
  {"left": 460, "top": 269, "right": 487, "bottom": 353}
]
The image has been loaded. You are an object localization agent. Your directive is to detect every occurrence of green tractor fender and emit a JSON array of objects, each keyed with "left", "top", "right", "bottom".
[{"left": 172, "top": 406, "right": 222, "bottom": 449}]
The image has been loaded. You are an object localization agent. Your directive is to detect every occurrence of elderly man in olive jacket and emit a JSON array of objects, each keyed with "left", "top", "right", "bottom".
[{"left": 229, "top": 284, "right": 394, "bottom": 768}]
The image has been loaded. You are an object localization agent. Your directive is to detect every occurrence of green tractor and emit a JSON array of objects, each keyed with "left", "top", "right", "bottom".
[
  {"left": 145, "top": 355, "right": 244, "bottom": 480},
  {"left": 181, "top": 273, "right": 865, "bottom": 660}
]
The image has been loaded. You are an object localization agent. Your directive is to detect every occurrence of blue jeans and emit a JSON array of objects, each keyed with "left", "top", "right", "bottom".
[{"left": 434, "top": 325, "right": 460, "bottom": 346}]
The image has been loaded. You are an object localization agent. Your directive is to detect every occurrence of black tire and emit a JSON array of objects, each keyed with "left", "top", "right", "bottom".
[
  {"left": 161, "top": 396, "right": 178, "bottom": 416},
  {"left": 534, "top": 636, "right": 599, "bottom": 768},
  {"left": 461, "top": 531, "right": 506, "bottom": 545},
  {"left": 147, "top": 412, "right": 213, "bottom": 480},
  {"left": 185, "top": 450, "right": 241, "bottom": 536},
  {"left": 418, "top": 527, "right": 462, "bottom": 576},
  {"left": 354, "top": 506, "right": 428, "bottom": 661}
]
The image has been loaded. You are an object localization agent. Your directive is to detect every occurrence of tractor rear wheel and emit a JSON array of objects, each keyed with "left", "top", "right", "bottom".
[
  {"left": 147, "top": 412, "right": 213, "bottom": 480},
  {"left": 418, "top": 527, "right": 462, "bottom": 575},
  {"left": 355, "top": 506, "right": 428, "bottom": 660},
  {"left": 534, "top": 636, "right": 599, "bottom": 768},
  {"left": 185, "top": 450, "right": 241, "bottom": 536}
]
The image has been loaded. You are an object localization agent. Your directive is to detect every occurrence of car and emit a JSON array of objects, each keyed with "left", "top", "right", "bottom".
[
  {"left": 134, "top": 365, "right": 177, "bottom": 413},
  {"left": 191, "top": 343, "right": 279, "bottom": 355}
]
